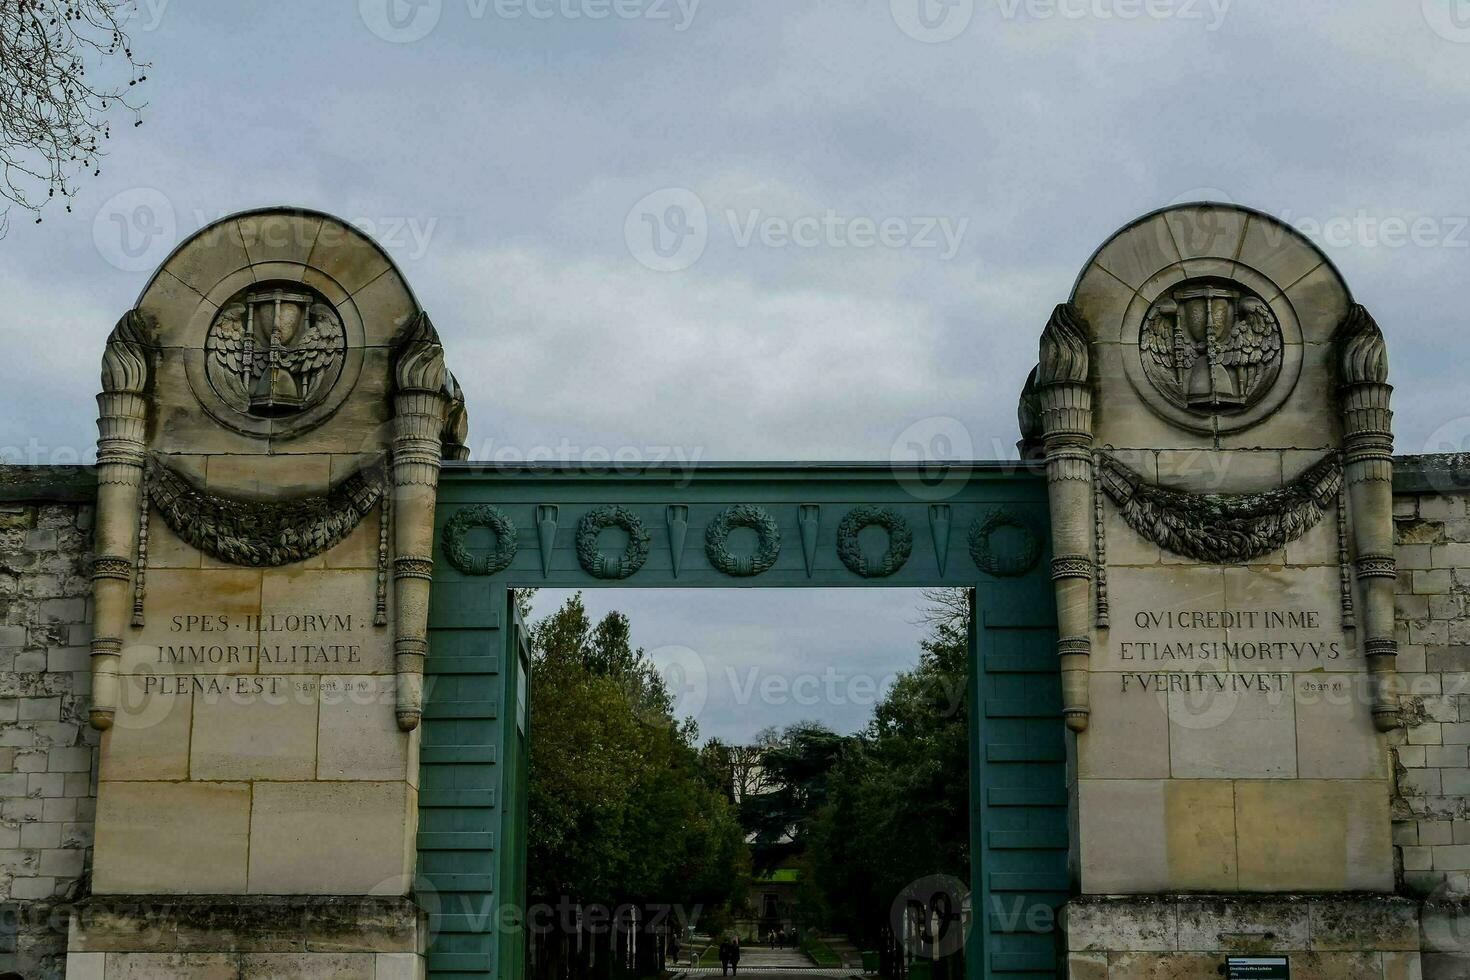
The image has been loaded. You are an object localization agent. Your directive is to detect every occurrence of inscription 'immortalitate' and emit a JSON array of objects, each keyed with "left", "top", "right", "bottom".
[
  {"left": 153, "top": 610, "right": 369, "bottom": 667},
  {"left": 1118, "top": 607, "right": 1344, "bottom": 665}
]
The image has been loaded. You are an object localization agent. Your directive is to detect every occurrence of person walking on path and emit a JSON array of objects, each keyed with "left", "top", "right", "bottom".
[
  {"left": 729, "top": 935, "right": 741, "bottom": 976},
  {"left": 719, "top": 937, "right": 733, "bottom": 976}
]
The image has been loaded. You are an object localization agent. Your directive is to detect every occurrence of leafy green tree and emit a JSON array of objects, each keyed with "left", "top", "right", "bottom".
[
  {"left": 526, "top": 594, "right": 748, "bottom": 980},
  {"left": 810, "top": 589, "right": 972, "bottom": 946}
]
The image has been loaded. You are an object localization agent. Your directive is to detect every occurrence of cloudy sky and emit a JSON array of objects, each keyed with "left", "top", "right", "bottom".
[{"left": 3, "top": 1, "right": 1467, "bottom": 739}]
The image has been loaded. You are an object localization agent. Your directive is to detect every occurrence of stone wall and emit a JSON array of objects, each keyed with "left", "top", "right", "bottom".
[
  {"left": 0, "top": 469, "right": 98, "bottom": 980},
  {"left": 9, "top": 453, "right": 1470, "bottom": 979},
  {"left": 1392, "top": 455, "right": 1470, "bottom": 978}
]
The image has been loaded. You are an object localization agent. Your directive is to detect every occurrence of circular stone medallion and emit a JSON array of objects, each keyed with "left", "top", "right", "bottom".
[
  {"left": 204, "top": 282, "right": 348, "bottom": 424},
  {"left": 1136, "top": 277, "right": 1285, "bottom": 423}
]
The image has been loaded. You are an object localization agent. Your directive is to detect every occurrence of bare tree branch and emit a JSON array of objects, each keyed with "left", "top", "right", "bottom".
[{"left": 0, "top": 0, "right": 149, "bottom": 236}]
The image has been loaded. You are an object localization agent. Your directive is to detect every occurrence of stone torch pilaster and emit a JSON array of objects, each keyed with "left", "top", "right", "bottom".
[
  {"left": 391, "top": 313, "right": 449, "bottom": 731},
  {"left": 1337, "top": 304, "right": 1402, "bottom": 732},
  {"left": 1036, "top": 303, "right": 1095, "bottom": 733},
  {"left": 90, "top": 312, "right": 150, "bottom": 730}
]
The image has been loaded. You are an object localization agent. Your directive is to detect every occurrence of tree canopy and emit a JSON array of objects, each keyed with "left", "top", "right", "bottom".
[{"left": 1, "top": 1, "right": 149, "bottom": 233}]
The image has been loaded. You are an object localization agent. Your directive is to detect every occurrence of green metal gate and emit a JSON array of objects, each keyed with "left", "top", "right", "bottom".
[{"left": 422, "top": 463, "right": 1068, "bottom": 980}]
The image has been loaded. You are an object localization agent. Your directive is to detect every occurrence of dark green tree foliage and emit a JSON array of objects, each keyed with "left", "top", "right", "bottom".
[
  {"left": 809, "top": 590, "right": 971, "bottom": 944},
  {"left": 740, "top": 723, "right": 845, "bottom": 873},
  {"left": 527, "top": 594, "right": 747, "bottom": 979}
]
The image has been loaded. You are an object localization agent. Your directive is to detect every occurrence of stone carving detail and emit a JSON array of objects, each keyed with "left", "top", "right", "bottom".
[
  {"left": 836, "top": 506, "right": 913, "bottom": 578},
  {"left": 1034, "top": 302, "right": 1095, "bottom": 732},
  {"left": 1336, "top": 479, "right": 1355, "bottom": 630},
  {"left": 576, "top": 506, "right": 651, "bottom": 580},
  {"left": 967, "top": 509, "right": 1042, "bottom": 577},
  {"left": 91, "top": 311, "right": 153, "bottom": 730},
  {"left": 441, "top": 373, "right": 470, "bottom": 461},
  {"left": 1139, "top": 279, "right": 1283, "bottom": 416},
  {"left": 705, "top": 505, "right": 781, "bottom": 577},
  {"left": 145, "top": 455, "right": 387, "bottom": 567},
  {"left": 206, "top": 284, "right": 346, "bottom": 419},
  {"left": 442, "top": 504, "right": 519, "bottom": 576},
  {"left": 1097, "top": 452, "right": 1341, "bottom": 564}
]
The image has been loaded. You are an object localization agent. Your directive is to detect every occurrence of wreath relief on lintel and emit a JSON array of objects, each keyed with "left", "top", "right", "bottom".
[{"left": 1096, "top": 451, "right": 1341, "bottom": 565}]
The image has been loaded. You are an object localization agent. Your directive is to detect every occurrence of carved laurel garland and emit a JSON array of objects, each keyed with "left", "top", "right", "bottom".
[
  {"left": 145, "top": 455, "right": 387, "bottom": 567},
  {"left": 705, "top": 504, "right": 781, "bottom": 577},
  {"left": 968, "top": 508, "right": 1042, "bottom": 577},
  {"left": 1096, "top": 451, "right": 1342, "bottom": 564},
  {"left": 442, "top": 504, "right": 519, "bottom": 576},
  {"left": 576, "top": 506, "right": 651, "bottom": 580},
  {"left": 837, "top": 506, "right": 913, "bottom": 578}
]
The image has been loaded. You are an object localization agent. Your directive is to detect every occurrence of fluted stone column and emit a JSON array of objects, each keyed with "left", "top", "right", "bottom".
[
  {"left": 89, "top": 312, "right": 150, "bottom": 731},
  {"left": 391, "top": 313, "right": 449, "bottom": 731},
  {"left": 1036, "top": 303, "right": 1095, "bottom": 733},
  {"left": 1337, "top": 305, "right": 1401, "bottom": 732}
]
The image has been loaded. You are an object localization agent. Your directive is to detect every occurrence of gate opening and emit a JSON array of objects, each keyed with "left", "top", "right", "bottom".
[{"left": 518, "top": 587, "right": 974, "bottom": 980}]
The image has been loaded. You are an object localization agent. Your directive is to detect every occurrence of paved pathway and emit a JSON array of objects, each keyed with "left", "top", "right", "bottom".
[{"left": 676, "top": 946, "right": 861, "bottom": 978}]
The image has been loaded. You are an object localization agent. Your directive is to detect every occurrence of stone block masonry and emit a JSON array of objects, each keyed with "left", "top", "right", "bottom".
[
  {"left": 1391, "top": 456, "right": 1470, "bottom": 979},
  {"left": 18, "top": 458, "right": 1470, "bottom": 979},
  {"left": 0, "top": 474, "right": 99, "bottom": 980}
]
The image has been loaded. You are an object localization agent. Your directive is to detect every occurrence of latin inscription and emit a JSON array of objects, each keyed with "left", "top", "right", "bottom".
[
  {"left": 1119, "top": 607, "right": 1343, "bottom": 665},
  {"left": 1118, "top": 606, "right": 1351, "bottom": 697},
  {"left": 155, "top": 612, "right": 365, "bottom": 667}
]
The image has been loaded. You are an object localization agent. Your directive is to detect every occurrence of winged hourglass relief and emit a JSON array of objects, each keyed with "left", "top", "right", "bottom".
[
  {"left": 1139, "top": 280, "right": 1284, "bottom": 415},
  {"left": 204, "top": 284, "right": 347, "bottom": 418}
]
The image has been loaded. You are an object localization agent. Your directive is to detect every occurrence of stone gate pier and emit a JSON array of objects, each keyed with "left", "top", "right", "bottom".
[{"left": 0, "top": 203, "right": 1466, "bottom": 979}]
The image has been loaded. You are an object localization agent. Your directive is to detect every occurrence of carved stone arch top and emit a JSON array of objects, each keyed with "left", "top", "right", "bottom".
[
  {"left": 134, "top": 207, "right": 423, "bottom": 444},
  {"left": 1069, "top": 202, "right": 1351, "bottom": 438}
]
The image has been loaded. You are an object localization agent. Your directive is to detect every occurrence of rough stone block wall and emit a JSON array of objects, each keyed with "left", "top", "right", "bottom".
[
  {"left": 0, "top": 497, "right": 98, "bottom": 980},
  {"left": 1392, "top": 461, "right": 1470, "bottom": 978}
]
